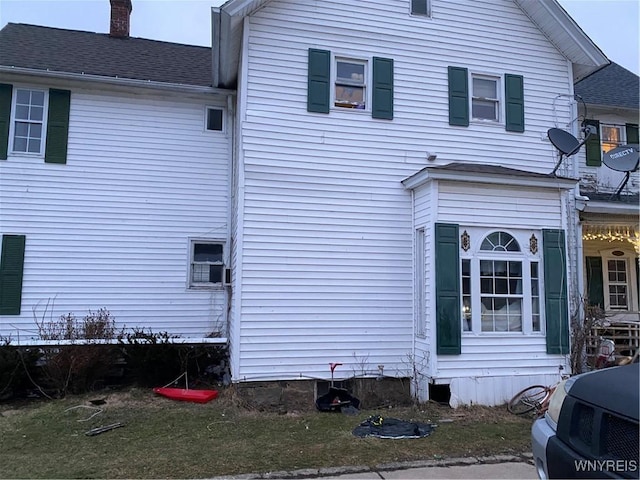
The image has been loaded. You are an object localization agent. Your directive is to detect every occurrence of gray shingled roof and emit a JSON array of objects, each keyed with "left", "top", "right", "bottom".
[
  {"left": 0, "top": 23, "right": 213, "bottom": 87},
  {"left": 574, "top": 62, "right": 639, "bottom": 110}
]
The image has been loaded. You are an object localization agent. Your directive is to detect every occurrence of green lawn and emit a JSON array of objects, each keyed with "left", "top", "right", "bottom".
[{"left": 0, "top": 388, "right": 532, "bottom": 479}]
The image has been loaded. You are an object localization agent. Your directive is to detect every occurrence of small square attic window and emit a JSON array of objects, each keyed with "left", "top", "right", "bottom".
[
  {"left": 411, "top": 0, "right": 431, "bottom": 17},
  {"left": 206, "top": 107, "right": 224, "bottom": 131}
]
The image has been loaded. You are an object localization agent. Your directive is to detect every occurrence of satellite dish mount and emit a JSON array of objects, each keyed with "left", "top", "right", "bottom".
[{"left": 548, "top": 125, "right": 595, "bottom": 175}]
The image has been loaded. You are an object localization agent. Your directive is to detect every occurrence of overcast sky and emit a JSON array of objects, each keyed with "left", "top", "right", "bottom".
[{"left": 0, "top": 0, "right": 638, "bottom": 75}]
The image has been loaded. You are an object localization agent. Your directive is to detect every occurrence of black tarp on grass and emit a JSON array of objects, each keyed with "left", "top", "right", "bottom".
[{"left": 352, "top": 415, "right": 436, "bottom": 439}]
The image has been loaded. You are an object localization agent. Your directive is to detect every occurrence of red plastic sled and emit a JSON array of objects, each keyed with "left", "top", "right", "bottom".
[{"left": 153, "top": 387, "right": 219, "bottom": 404}]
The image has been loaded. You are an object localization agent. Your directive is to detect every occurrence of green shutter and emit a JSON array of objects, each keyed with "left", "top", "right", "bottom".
[
  {"left": 372, "top": 57, "right": 394, "bottom": 120},
  {"left": 448, "top": 66, "right": 468, "bottom": 126},
  {"left": 44, "top": 89, "right": 71, "bottom": 164},
  {"left": 0, "top": 83, "right": 12, "bottom": 160},
  {"left": 585, "top": 256, "right": 604, "bottom": 309},
  {"left": 0, "top": 235, "right": 26, "bottom": 315},
  {"left": 543, "top": 229, "right": 569, "bottom": 355},
  {"left": 584, "top": 119, "right": 601, "bottom": 166},
  {"left": 435, "top": 223, "right": 461, "bottom": 355},
  {"left": 625, "top": 123, "right": 639, "bottom": 145},
  {"left": 504, "top": 74, "right": 524, "bottom": 132},
  {"left": 307, "top": 49, "right": 330, "bottom": 114}
]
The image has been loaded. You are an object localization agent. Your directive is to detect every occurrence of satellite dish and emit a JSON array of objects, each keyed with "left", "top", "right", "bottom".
[
  {"left": 547, "top": 126, "right": 594, "bottom": 175},
  {"left": 602, "top": 144, "right": 640, "bottom": 172},
  {"left": 548, "top": 128, "right": 581, "bottom": 156},
  {"left": 602, "top": 144, "right": 640, "bottom": 200}
]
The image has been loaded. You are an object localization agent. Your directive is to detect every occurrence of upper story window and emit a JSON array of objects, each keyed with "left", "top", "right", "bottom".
[
  {"left": 334, "top": 59, "right": 367, "bottom": 110},
  {"left": 471, "top": 75, "right": 499, "bottom": 122},
  {"left": 411, "top": 0, "right": 432, "bottom": 17},
  {"left": 12, "top": 88, "right": 47, "bottom": 154},
  {"left": 462, "top": 230, "right": 542, "bottom": 334},
  {"left": 600, "top": 124, "right": 624, "bottom": 153},
  {"left": 584, "top": 121, "right": 638, "bottom": 167},
  {"left": 448, "top": 67, "right": 524, "bottom": 132},
  {"left": 307, "top": 49, "right": 393, "bottom": 120}
]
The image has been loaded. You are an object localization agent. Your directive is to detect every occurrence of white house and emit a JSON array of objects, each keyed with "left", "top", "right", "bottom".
[
  {"left": 0, "top": 1, "right": 233, "bottom": 343},
  {"left": 213, "top": 0, "right": 608, "bottom": 405},
  {"left": 1, "top": 0, "right": 619, "bottom": 407}
]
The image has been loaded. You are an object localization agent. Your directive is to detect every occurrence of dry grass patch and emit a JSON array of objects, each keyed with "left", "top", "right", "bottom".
[{"left": 0, "top": 388, "right": 532, "bottom": 479}]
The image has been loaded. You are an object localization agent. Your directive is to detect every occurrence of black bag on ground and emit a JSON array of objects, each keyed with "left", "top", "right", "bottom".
[{"left": 315, "top": 387, "right": 361, "bottom": 412}]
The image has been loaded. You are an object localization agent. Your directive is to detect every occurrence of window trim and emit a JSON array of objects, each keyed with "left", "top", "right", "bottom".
[
  {"left": 470, "top": 73, "right": 501, "bottom": 123},
  {"left": 205, "top": 106, "right": 225, "bottom": 133},
  {"left": 332, "top": 55, "right": 370, "bottom": 112},
  {"left": 9, "top": 86, "right": 48, "bottom": 156},
  {"left": 461, "top": 228, "right": 544, "bottom": 335},
  {"left": 188, "top": 239, "right": 225, "bottom": 290}
]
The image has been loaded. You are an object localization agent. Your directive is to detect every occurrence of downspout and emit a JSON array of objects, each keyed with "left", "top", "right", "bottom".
[
  {"left": 211, "top": 7, "right": 221, "bottom": 89},
  {"left": 568, "top": 59, "right": 586, "bottom": 373},
  {"left": 229, "top": 14, "right": 251, "bottom": 383}
]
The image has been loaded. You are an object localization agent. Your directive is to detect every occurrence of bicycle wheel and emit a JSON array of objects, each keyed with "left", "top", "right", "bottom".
[{"left": 507, "top": 385, "right": 550, "bottom": 415}]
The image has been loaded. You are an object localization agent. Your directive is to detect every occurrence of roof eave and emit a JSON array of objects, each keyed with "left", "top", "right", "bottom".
[
  {"left": 402, "top": 166, "right": 578, "bottom": 190},
  {"left": 515, "top": 0, "right": 609, "bottom": 82},
  {"left": 582, "top": 200, "right": 640, "bottom": 216},
  {"left": 213, "top": 0, "right": 272, "bottom": 88},
  {"left": 0, "top": 65, "right": 235, "bottom": 96}
]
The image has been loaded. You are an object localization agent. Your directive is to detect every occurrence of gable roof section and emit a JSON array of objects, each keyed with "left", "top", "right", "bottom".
[
  {"left": 0, "top": 23, "right": 213, "bottom": 88},
  {"left": 514, "top": 0, "right": 608, "bottom": 81},
  {"left": 574, "top": 62, "right": 640, "bottom": 111},
  {"left": 213, "top": 0, "right": 608, "bottom": 88}
]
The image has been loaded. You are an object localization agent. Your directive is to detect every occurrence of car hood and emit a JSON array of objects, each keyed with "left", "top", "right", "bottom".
[{"left": 568, "top": 363, "right": 639, "bottom": 420}]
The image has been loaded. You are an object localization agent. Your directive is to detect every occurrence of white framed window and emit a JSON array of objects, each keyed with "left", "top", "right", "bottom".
[
  {"left": 600, "top": 124, "right": 625, "bottom": 154},
  {"left": 205, "top": 107, "right": 224, "bottom": 132},
  {"left": 471, "top": 74, "right": 500, "bottom": 122},
  {"left": 606, "top": 257, "right": 629, "bottom": 310},
  {"left": 461, "top": 230, "right": 542, "bottom": 334},
  {"left": 411, "top": 0, "right": 432, "bottom": 17},
  {"left": 189, "top": 240, "right": 224, "bottom": 288},
  {"left": 334, "top": 58, "right": 367, "bottom": 110},
  {"left": 11, "top": 87, "right": 47, "bottom": 154}
]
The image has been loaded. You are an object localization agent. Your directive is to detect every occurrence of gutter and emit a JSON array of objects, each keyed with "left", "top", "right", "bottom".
[
  {"left": 582, "top": 199, "right": 640, "bottom": 216},
  {"left": 8, "top": 337, "right": 228, "bottom": 347},
  {"left": 0, "top": 65, "right": 235, "bottom": 96},
  {"left": 402, "top": 169, "right": 578, "bottom": 190}
]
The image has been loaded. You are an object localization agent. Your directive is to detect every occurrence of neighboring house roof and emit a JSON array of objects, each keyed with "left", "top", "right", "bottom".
[
  {"left": 0, "top": 23, "right": 213, "bottom": 88},
  {"left": 212, "top": 0, "right": 608, "bottom": 88},
  {"left": 574, "top": 62, "right": 640, "bottom": 111}
]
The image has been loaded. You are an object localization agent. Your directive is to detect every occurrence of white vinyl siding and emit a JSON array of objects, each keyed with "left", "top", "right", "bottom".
[
  {"left": 234, "top": 0, "right": 575, "bottom": 383},
  {"left": 0, "top": 88, "right": 231, "bottom": 340}
]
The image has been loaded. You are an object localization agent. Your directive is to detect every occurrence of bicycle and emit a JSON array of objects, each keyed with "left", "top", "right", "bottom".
[{"left": 507, "top": 383, "right": 556, "bottom": 416}]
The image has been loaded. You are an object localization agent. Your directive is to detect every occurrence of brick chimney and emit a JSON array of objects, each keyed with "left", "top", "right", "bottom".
[{"left": 109, "top": 0, "right": 132, "bottom": 38}]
